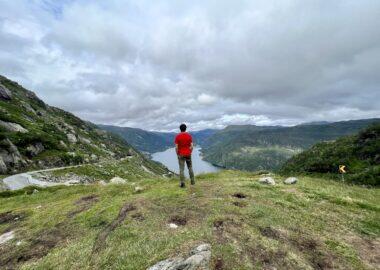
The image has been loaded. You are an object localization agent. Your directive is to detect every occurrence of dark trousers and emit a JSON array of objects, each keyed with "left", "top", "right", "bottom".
[{"left": 178, "top": 155, "right": 195, "bottom": 185}]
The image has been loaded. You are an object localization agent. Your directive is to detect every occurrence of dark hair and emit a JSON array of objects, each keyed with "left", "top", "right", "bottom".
[{"left": 180, "top": 123, "right": 187, "bottom": 132}]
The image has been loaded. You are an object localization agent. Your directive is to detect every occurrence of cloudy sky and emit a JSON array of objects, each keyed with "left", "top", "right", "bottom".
[{"left": 0, "top": 0, "right": 379, "bottom": 131}]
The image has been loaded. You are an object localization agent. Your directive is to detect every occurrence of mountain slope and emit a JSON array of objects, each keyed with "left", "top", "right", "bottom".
[
  {"left": 99, "top": 125, "right": 217, "bottom": 153},
  {"left": 201, "top": 119, "right": 380, "bottom": 171},
  {"left": 98, "top": 125, "right": 174, "bottom": 153},
  {"left": 0, "top": 75, "right": 167, "bottom": 176},
  {"left": 280, "top": 124, "right": 380, "bottom": 185}
]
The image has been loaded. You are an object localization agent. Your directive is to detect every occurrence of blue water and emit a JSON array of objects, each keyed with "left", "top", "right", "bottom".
[{"left": 152, "top": 147, "right": 220, "bottom": 176}]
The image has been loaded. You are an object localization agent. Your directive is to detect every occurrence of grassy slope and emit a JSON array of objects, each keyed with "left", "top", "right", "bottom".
[
  {"left": 0, "top": 171, "right": 379, "bottom": 269},
  {"left": 280, "top": 124, "right": 380, "bottom": 186}
]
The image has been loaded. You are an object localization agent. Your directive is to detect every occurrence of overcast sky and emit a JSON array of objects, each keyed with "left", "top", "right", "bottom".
[{"left": 0, "top": 0, "right": 379, "bottom": 131}]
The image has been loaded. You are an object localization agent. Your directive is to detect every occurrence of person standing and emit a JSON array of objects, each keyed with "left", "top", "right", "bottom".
[{"left": 174, "top": 123, "right": 195, "bottom": 188}]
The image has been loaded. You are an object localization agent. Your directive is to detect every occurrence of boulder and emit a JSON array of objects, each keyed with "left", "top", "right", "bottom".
[
  {"left": 284, "top": 177, "right": 298, "bottom": 185},
  {"left": 134, "top": 186, "right": 144, "bottom": 193},
  {"left": 0, "top": 157, "right": 7, "bottom": 174},
  {"left": 147, "top": 243, "right": 211, "bottom": 270},
  {"left": 79, "top": 136, "right": 91, "bottom": 144},
  {"left": 110, "top": 177, "right": 126, "bottom": 184},
  {"left": 67, "top": 133, "right": 77, "bottom": 143},
  {"left": 0, "top": 231, "right": 14, "bottom": 245},
  {"left": 0, "top": 84, "right": 12, "bottom": 100},
  {"left": 26, "top": 142, "right": 44, "bottom": 157},
  {"left": 0, "top": 139, "right": 26, "bottom": 172},
  {"left": 0, "top": 120, "right": 28, "bottom": 133},
  {"left": 259, "top": 176, "right": 276, "bottom": 185}
]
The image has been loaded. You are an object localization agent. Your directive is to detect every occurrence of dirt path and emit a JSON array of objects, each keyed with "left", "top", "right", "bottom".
[{"left": 2, "top": 164, "right": 84, "bottom": 191}]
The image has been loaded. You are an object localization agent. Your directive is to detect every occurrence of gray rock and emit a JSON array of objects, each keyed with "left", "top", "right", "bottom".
[
  {"left": 0, "top": 139, "right": 26, "bottom": 172},
  {"left": 21, "top": 102, "right": 36, "bottom": 114},
  {"left": 0, "top": 231, "right": 14, "bottom": 245},
  {"left": 90, "top": 154, "right": 98, "bottom": 161},
  {"left": 59, "top": 140, "right": 67, "bottom": 148},
  {"left": 134, "top": 186, "right": 144, "bottom": 193},
  {"left": 0, "top": 84, "right": 12, "bottom": 100},
  {"left": 259, "top": 176, "right": 276, "bottom": 185},
  {"left": 0, "top": 157, "right": 7, "bottom": 174},
  {"left": 147, "top": 243, "right": 211, "bottom": 270},
  {"left": 79, "top": 136, "right": 91, "bottom": 144},
  {"left": 67, "top": 133, "right": 77, "bottom": 143},
  {"left": 0, "top": 120, "right": 28, "bottom": 133},
  {"left": 284, "top": 177, "right": 298, "bottom": 184},
  {"left": 110, "top": 177, "right": 126, "bottom": 184},
  {"left": 26, "top": 143, "right": 44, "bottom": 157}
]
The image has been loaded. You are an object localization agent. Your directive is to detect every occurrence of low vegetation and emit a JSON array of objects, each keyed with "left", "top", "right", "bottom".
[
  {"left": 0, "top": 171, "right": 378, "bottom": 269},
  {"left": 280, "top": 124, "right": 380, "bottom": 186}
]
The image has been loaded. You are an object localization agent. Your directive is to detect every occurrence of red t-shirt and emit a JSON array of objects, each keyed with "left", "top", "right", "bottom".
[{"left": 174, "top": 132, "right": 193, "bottom": 157}]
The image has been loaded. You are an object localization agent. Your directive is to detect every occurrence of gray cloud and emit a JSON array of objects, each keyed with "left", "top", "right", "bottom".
[{"left": 0, "top": 0, "right": 379, "bottom": 131}]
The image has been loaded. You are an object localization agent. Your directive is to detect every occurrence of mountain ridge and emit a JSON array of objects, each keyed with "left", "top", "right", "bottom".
[{"left": 0, "top": 75, "right": 168, "bottom": 177}]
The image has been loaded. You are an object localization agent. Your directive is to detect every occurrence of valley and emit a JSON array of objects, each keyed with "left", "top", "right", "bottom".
[{"left": 0, "top": 75, "right": 379, "bottom": 269}]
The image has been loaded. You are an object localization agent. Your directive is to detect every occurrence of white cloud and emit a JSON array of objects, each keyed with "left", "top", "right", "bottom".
[{"left": 0, "top": 0, "right": 379, "bottom": 131}]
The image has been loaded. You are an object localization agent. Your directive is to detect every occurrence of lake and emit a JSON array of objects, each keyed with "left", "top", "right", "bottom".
[{"left": 152, "top": 147, "right": 220, "bottom": 176}]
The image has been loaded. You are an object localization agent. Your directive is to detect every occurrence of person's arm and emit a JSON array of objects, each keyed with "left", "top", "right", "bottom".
[
  {"left": 190, "top": 142, "right": 193, "bottom": 151},
  {"left": 174, "top": 135, "right": 179, "bottom": 155}
]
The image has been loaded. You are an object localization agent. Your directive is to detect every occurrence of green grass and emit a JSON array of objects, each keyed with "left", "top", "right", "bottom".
[{"left": 0, "top": 171, "right": 378, "bottom": 269}]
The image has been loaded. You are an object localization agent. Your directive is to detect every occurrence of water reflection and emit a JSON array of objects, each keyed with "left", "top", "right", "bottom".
[{"left": 152, "top": 147, "right": 220, "bottom": 176}]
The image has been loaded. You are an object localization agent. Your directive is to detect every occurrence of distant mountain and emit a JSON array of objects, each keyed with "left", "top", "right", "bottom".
[
  {"left": 98, "top": 125, "right": 217, "bottom": 153},
  {"left": 201, "top": 119, "right": 380, "bottom": 171},
  {"left": 280, "top": 124, "right": 380, "bottom": 186},
  {"left": 98, "top": 125, "right": 174, "bottom": 153},
  {"left": 0, "top": 75, "right": 167, "bottom": 176}
]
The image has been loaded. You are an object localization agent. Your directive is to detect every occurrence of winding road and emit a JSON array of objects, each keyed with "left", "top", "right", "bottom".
[{"left": 1, "top": 165, "right": 84, "bottom": 191}]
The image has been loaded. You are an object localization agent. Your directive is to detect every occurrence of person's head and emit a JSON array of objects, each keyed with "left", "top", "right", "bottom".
[{"left": 179, "top": 123, "right": 187, "bottom": 132}]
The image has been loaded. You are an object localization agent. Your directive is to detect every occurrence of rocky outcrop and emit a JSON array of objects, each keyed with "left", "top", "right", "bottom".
[
  {"left": 0, "top": 139, "right": 26, "bottom": 173},
  {"left": 110, "top": 176, "right": 127, "bottom": 184},
  {"left": 0, "top": 157, "right": 7, "bottom": 174},
  {"left": 26, "top": 143, "right": 45, "bottom": 157},
  {"left": 0, "top": 120, "right": 28, "bottom": 133},
  {"left": 259, "top": 176, "right": 276, "bottom": 185},
  {"left": 0, "top": 83, "right": 12, "bottom": 100},
  {"left": 147, "top": 244, "right": 211, "bottom": 270},
  {"left": 284, "top": 177, "right": 298, "bottom": 184},
  {"left": 67, "top": 133, "right": 77, "bottom": 143}
]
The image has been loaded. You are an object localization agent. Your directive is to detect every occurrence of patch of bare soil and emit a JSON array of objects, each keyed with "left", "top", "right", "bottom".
[
  {"left": 232, "top": 193, "right": 247, "bottom": 199},
  {"left": 92, "top": 203, "right": 136, "bottom": 254},
  {"left": 0, "top": 222, "right": 68, "bottom": 269},
  {"left": 259, "top": 227, "right": 335, "bottom": 269},
  {"left": 214, "top": 257, "right": 224, "bottom": 270},
  {"left": 232, "top": 201, "right": 247, "bottom": 208},
  {"left": 169, "top": 215, "right": 187, "bottom": 226},
  {"left": 259, "top": 226, "right": 282, "bottom": 240},
  {"left": 345, "top": 233, "right": 380, "bottom": 269},
  {"left": 0, "top": 211, "right": 25, "bottom": 225},
  {"left": 131, "top": 212, "right": 145, "bottom": 222},
  {"left": 67, "top": 194, "right": 99, "bottom": 218},
  {"left": 249, "top": 244, "right": 288, "bottom": 269}
]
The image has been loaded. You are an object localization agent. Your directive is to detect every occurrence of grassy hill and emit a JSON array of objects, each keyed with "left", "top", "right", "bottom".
[
  {"left": 201, "top": 119, "right": 380, "bottom": 172},
  {"left": 99, "top": 125, "right": 217, "bottom": 153},
  {"left": 280, "top": 124, "right": 380, "bottom": 186},
  {"left": 0, "top": 75, "right": 167, "bottom": 176},
  {"left": 0, "top": 170, "right": 378, "bottom": 269}
]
